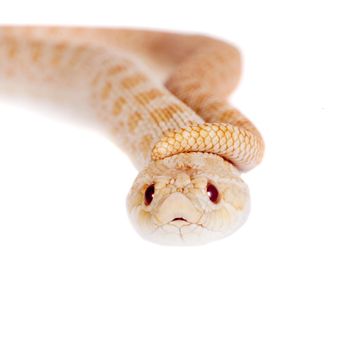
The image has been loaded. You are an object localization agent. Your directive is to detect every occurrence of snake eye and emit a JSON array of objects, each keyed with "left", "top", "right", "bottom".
[
  {"left": 207, "top": 183, "right": 220, "bottom": 204},
  {"left": 144, "top": 184, "right": 155, "bottom": 205}
]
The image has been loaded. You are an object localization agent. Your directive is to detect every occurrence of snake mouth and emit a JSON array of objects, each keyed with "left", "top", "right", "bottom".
[
  {"left": 170, "top": 217, "right": 191, "bottom": 228},
  {"left": 171, "top": 217, "right": 187, "bottom": 222}
]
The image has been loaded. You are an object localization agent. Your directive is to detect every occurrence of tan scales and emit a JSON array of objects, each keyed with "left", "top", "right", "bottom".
[{"left": 0, "top": 26, "right": 264, "bottom": 245}]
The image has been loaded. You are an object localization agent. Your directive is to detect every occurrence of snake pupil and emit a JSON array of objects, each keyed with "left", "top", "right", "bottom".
[
  {"left": 207, "top": 183, "right": 219, "bottom": 203},
  {"left": 144, "top": 184, "right": 155, "bottom": 205}
]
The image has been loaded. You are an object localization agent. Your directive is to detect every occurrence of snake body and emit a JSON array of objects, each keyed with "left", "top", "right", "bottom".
[{"left": 0, "top": 26, "right": 264, "bottom": 245}]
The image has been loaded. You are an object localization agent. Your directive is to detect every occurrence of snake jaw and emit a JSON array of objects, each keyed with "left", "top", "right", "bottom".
[{"left": 171, "top": 218, "right": 188, "bottom": 226}]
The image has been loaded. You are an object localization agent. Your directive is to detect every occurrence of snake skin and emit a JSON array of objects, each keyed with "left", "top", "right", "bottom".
[{"left": 0, "top": 26, "right": 264, "bottom": 245}]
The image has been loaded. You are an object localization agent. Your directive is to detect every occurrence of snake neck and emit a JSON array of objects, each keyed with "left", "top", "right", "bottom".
[{"left": 152, "top": 122, "right": 264, "bottom": 171}]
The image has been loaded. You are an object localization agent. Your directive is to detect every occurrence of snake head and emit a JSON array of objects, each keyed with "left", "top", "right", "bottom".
[{"left": 127, "top": 152, "right": 250, "bottom": 245}]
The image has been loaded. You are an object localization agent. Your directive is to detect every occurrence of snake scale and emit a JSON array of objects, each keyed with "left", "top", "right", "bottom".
[{"left": 0, "top": 26, "right": 264, "bottom": 245}]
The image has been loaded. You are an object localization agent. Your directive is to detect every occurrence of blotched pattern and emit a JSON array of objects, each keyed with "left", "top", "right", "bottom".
[
  {"left": 0, "top": 26, "right": 264, "bottom": 170},
  {"left": 0, "top": 26, "right": 264, "bottom": 245}
]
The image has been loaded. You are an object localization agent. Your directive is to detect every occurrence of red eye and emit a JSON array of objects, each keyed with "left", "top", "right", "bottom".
[
  {"left": 144, "top": 184, "right": 155, "bottom": 205},
  {"left": 207, "top": 183, "right": 219, "bottom": 204}
]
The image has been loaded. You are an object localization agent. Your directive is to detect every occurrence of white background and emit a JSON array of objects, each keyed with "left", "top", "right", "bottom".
[{"left": 0, "top": 1, "right": 349, "bottom": 349}]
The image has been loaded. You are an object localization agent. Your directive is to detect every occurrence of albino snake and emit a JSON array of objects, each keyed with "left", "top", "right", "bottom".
[{"left": 0, "top": 26, "right": 264, "bottom": 245}]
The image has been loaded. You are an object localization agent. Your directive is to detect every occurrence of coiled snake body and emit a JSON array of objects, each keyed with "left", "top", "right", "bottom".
[{"left": 0, "top": 26, "right": 264, "bottom": 245}]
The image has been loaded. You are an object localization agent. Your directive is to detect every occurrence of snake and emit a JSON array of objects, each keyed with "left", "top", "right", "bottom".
[{"left": 0, "top": 26, "right": 264, "bottom": 245}]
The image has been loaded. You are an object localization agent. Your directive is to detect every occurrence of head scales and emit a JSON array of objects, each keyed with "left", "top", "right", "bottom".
[{"left": 127, "top": 152, "right": 250, "bottom": 246}]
